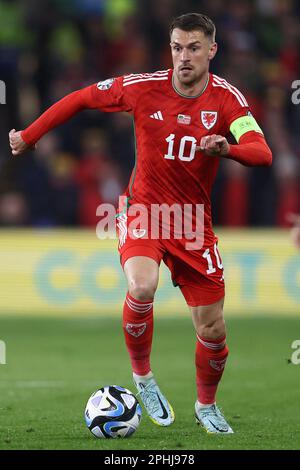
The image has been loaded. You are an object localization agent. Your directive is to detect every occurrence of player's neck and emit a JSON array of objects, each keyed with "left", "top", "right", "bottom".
[{"left": 172, "top": 72, "right": 209, "bottom": 98}]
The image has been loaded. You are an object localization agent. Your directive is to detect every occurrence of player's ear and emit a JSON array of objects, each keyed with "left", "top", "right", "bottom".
[{"left": 208, "top": 42, "right": 218, "bottom": 61}]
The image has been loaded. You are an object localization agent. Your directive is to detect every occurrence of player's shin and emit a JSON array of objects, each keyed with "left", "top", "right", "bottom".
[
  {"left": 195, "top": 335, "right": 229, "bottom": 405},
  {"left": 122, "top": 292, "right": 154, "bottom": 376}
]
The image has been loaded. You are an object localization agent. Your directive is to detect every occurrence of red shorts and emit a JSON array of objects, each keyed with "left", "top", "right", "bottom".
[{"left": 116, "top": 214, "right": 225, "bottom": 307}]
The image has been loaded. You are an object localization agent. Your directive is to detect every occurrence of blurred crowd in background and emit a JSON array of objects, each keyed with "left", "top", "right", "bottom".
[{"left": 0, "top": 0, "right": 299, "bottom": 228}]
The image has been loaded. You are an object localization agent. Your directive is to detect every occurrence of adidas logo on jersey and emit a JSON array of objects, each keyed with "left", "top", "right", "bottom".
[{"left": 150, "top": 111, "right": 163, "bottom": 121}]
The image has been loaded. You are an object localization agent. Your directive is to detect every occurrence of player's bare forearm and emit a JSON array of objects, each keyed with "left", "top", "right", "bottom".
[
  {"left": 196, "top": 131, "right": 272, "bottom": 167},
  {"left": 9, "top": 87, "right": 96, "bottom": 156}
]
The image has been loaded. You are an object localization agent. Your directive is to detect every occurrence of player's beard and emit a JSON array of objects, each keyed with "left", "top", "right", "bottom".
[{"left": 177, "top": 68, "right": 206, "bottom": 89}]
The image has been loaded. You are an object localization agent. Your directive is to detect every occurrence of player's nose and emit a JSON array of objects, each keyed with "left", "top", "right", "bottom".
[{"left": 180, "top": 48, "right": 190, "bottom": 62}]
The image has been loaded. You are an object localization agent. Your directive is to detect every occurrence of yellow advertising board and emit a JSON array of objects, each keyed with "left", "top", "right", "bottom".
[{"left": 0, "top": 229, "right": 299, "bottom": 316}]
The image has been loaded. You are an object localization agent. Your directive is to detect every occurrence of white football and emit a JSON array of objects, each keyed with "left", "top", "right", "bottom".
[{"left": 84, "top": 385, "right": 142, "bottom": 438}]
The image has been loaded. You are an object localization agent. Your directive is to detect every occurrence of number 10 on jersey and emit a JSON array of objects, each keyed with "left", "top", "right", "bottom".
[{"left": 164, "top": 134, "right": 197, "bottom": 162}]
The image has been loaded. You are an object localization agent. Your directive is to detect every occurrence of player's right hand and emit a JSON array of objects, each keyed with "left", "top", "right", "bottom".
[
  {"left": 9, "top": 129, "right": 35, "bottom": 156},
  {"left": 197, "top": 134, "right": 230, "bottom": 156}
]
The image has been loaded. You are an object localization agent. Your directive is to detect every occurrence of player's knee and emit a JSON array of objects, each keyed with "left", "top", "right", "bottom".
[
  {"left": 128, "top": 279, "right": 156, "bottom": 302},
  {"left": 198, "top": 318, "right": 226, "bottom": 339}
]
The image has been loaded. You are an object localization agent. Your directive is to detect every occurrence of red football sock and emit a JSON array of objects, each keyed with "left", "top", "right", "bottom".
[
  {"left": 122, "top": 292, "right": 154, "bottom": 376},
  {"left": 195, "top": 334, "right": 229, "bottom": 404}
]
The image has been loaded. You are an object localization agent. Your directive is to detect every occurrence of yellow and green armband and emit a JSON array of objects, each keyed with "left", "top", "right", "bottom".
[{"left": 230, "top": 115, "right": 263, "bottom": 143}]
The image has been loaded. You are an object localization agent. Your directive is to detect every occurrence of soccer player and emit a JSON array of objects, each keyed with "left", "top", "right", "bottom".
[{"left": 9, "top": 13, "right": 272, "bottom": 434}]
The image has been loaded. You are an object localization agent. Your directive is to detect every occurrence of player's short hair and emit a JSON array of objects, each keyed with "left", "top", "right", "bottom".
[{"left": 169, "top": 13, "right": 216, "bottom": 41}]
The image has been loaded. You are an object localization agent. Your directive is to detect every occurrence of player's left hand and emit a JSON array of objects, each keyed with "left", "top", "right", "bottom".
[{"left": 196, "top": 134, "right": 230, "bottom": 156}]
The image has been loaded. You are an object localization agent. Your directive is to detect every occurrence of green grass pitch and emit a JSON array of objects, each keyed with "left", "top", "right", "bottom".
[{"left": 0, "top": 315, "right": 299, "bottom": 450}]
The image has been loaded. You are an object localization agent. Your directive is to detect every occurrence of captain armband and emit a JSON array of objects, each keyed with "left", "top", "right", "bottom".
[{"left": 230, "top": 115, "right": 263, "bottom": 143}]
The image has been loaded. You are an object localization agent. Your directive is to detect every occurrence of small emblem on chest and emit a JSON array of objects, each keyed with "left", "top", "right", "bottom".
[
  {"left": 177, "top": 114, "right": 191, "bottom": 125},
  {"left": 201, "top": 111, "right": 218, "bottom": 130}
]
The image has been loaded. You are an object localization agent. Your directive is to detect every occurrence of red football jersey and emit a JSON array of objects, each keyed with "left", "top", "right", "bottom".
[
  {"left": 21, "top": 69, "right": 251, "bottom": 245},
  {"left": 89, "top": 70, "right": 250, "bottom": 245}
]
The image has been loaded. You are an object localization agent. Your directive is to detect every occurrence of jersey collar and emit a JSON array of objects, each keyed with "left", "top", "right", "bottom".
[{"left": 171, "top": 71, "right": 210, "bottom": 99}]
